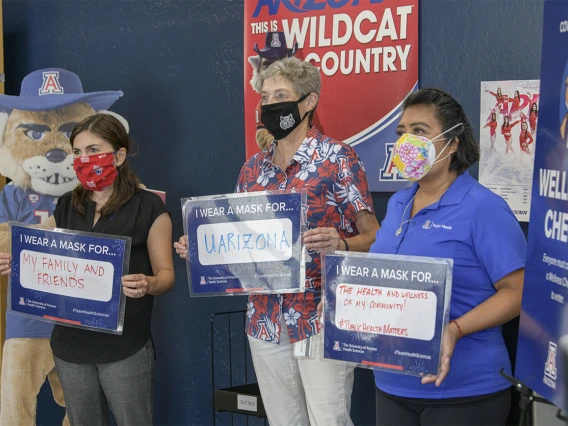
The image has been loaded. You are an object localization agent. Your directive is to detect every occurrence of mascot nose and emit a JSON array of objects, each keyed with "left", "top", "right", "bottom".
[{"left": 46, "top": 148, "right": 68, "bottom": 164}]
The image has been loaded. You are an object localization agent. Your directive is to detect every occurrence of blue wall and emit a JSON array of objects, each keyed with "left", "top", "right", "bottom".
[{"left": 2, "top": 0, "right": 543, "bottom": 424}]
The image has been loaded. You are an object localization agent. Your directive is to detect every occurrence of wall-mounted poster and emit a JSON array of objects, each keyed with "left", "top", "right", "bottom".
[{"left": 479, "top": 80, "right": 540, "bottom": 222}]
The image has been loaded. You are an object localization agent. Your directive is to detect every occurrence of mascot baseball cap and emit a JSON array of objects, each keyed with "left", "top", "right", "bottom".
[
  {"left": 0, "top": 68, "right": 123, "bottom": 112},
  {"left": 253, "top": 31, "right": 298, "bottom": 60}
]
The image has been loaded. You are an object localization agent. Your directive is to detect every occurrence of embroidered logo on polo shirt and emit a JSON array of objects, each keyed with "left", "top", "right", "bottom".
[{"left": 422, "top": 220, "right": 452, "bottom": 230}]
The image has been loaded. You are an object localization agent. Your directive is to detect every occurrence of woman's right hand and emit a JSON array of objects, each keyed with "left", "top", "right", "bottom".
[
  {"left": 0, "top": 253, "right": 12, "bottom": 276},
  {"left": 174, "top": 236, "right": 189, "bottom": 259}
]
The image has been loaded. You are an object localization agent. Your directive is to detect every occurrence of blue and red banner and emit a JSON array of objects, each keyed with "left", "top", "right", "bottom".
[
  {"left": 244, "top": 0, "right": 419, "bottom": 192},
  {"left": 515, "top": 0, "right": 568, "bottom": 411}
]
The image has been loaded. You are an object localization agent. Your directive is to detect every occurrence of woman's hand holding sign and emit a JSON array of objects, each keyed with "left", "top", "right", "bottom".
[
  {"left": 0, "top": 253, "right": 11, "bottom": 276},
  {"left": 174, "top": 235, "right": 189, "bottom": 259},
  {"left": 304, "top": 227, "right": 342, "bottom": 252},
  {"left": 420, "top": 322, "right": 461, "bottom": 386},
  {"left": 122, "top": 274, "right": 153, "bottom": 298}
]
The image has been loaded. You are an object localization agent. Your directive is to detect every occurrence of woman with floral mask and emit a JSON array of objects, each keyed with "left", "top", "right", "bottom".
[
  {"left": 176, "top": 57, "right": 379, "bottom": 426},
  {"left": 0, "top": 113, "right": 175, "bottom": 425},
  {"left": 369, "top": 89, "right": 525, "bottom": 426}
]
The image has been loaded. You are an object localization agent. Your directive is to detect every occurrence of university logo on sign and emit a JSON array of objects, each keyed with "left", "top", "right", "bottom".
[
  {"left": 200, "top": 276, "right": 207, "bottom": 285},
  {"left": 545, "top": 341, "right": 558, "bottom": 381},
  {"left": 333, "top": 341, "right": 341, "bottom": 351},
  {"left": 39, "top": 71, "right": 64, "bottom": 95},
  {"left": 19, "top": 297, "right": 25, "bottom": 306}
]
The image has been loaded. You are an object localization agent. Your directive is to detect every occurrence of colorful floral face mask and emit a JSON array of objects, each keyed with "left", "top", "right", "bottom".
[{"left": 392, "top": 123, "right": 463, "bottom": 181}]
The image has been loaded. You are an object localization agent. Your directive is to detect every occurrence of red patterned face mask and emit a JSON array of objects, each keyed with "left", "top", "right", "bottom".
[{"left": 73, "top": 152, "right": 118, "bottom": 191}]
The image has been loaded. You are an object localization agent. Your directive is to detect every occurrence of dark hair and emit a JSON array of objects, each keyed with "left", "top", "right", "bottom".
[
  {"left": 69, "top": 113, "right": 141, "bottom": 217},
  {"left": 502, "top": 115, "right": 510, "bottom": 130},
  {"left": 491, "top": 112, "right": 496, "bottom": 122},
  {"left": 514, "top": 90, "right": 520, "bottom": 99},
  {"left": 497, "top": 87, "right": 502, "bottom": 96},
  {"left": 531, "top": 102, "right": 538, "bottom": 117},
  {"left": 401, "top": 88, "right": 479, "bottom": 173}
]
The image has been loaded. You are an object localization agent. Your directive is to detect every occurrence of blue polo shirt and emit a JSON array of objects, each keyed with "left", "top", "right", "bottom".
[{"left": 370, "top": 171, "right": 526, "bottom": 399}]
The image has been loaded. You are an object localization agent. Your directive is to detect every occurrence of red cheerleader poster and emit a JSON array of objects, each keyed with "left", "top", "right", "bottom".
[{"left": 244, "top": 0, "right": 419, "bottom": 192}]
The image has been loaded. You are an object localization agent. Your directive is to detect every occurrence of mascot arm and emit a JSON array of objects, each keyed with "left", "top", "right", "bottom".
[{"left": 0, "top": 215, "right": 56, "bottom": 254}]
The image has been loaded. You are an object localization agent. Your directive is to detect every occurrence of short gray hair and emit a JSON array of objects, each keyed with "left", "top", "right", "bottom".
[{"left": 254, "top": 57, "right": 321, "bottom": 98}]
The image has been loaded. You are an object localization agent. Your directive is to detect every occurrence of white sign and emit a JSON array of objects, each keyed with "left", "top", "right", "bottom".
[
  {"left": 237, "top": 394, "right": 258, "bottom": 412},
  {"left": 334, "top": 283, "right": 437, "bottom": 341},
  {"left": 19, "top": 250, "right": 114, "bottom": 302},
  {"left": 196, "top": 218, "right": 293, "bottom": 265}
]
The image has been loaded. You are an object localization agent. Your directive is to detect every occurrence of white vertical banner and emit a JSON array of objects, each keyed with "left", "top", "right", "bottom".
[{"left": 479, "top": 80, "right": 540, "bottom": 222}]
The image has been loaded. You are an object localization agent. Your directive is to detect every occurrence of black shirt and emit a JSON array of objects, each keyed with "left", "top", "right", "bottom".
[{"left": 50, "top": 189, "right": 168, "bottom": 363}]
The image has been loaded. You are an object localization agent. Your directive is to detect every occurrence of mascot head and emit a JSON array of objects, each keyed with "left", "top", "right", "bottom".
[
  {"left": 0, "top": 69, "right": 123, "bottom": 196},
  {"left": 248, "top": 32, "right": 298, "bottom": 92}
]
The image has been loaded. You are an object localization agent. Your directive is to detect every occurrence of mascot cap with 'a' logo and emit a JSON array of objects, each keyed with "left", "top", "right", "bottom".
[
  {"left": 0, "top": 68, "right": 123, "bottom": 112},
  {"left": 253, "top": 31, "right": 298, "bottom": 60}
]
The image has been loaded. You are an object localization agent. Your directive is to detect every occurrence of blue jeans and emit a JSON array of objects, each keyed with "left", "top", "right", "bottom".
[{"left": 54, "top": 340, "right": 154, "bottom": 426}]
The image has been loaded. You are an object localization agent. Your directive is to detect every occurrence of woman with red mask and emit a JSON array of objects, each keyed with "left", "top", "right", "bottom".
[
  {"left": 484, "top": 112, "right": 498, "bottom": 153},
  {"left": 0, "top": 113, "right": 175, "bottom": 426},
  {"left": 501, "top": 116, "right": 520, "bottom": 156},
  {"left": 519, "top": 120, "right": 534, "bottom": 163}
]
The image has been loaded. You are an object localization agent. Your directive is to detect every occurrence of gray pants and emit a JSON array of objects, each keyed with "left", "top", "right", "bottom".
[{"left": 54, "top": 340, "right": 155, "bottom": 426}]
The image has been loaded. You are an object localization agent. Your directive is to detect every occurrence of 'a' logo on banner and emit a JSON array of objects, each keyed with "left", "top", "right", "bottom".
[
  {"left": 39, "top": 71, "right": 64, "bottom": 95},
  {"left": 379, "top": 143, "right": 403, "bottom": 182}
]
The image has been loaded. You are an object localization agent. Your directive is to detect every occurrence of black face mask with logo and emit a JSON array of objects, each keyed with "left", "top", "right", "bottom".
[{"left": 261, "top": 93, "right": 310, "bottom": 140}]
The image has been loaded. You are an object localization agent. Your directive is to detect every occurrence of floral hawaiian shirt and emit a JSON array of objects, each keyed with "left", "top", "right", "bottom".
[{"left": 235, "top": 127, "right": 374, "bottom": 344}]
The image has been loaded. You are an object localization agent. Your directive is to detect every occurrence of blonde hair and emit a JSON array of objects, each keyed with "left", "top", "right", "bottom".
[{"left": 253, "top": 57, "right": 321, "bottom": 98}]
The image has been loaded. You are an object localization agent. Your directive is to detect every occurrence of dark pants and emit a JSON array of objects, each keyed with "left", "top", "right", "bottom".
[
  {"left": 375, "top": 387, "right": 511, "bottom": 426},
  {"left": 54, "top": 340, "right": 155, "bottom": 426}
]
